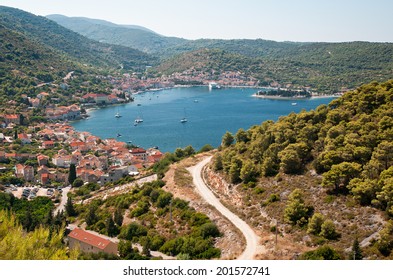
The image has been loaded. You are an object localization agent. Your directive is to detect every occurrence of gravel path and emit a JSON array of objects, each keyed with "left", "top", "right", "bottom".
[{"left": 187, "top": 156, "right": 260, "bottom": 260}]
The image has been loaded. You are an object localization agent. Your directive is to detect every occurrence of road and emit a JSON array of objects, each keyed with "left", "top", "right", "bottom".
[
  {"left": 187, "top": 156, "right": 260, "bottom": 260},
  {"left": 55, "top": 186, "right": 71, "bottom": 214}
]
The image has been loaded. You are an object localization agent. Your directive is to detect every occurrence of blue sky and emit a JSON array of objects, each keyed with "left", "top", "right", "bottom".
[{"left": 2, "top": 0, "right": 393, "bottom": 42}]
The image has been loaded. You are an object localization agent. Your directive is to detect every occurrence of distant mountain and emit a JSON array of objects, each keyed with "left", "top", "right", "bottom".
[
  {"left": 47, "top": 14, "right": 157, "bottom": 34},
  {"left": 0, "top": 6, "right": 155, "bottom": 70},
  {"left": 46, "top": 14, "right": 187, "bottom": 54}
]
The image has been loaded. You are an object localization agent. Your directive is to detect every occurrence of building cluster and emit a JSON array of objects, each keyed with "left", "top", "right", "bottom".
[
  {"left": 110, "top": 69, "right": 259, "bottom": 94},
  {"left": 1, "top": 122, "right": 163, "bottom": 186}
]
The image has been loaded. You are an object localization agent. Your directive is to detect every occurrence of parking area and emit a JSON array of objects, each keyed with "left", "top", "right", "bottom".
[{"left": 7, "top": 186, "right": 62, "bottom": 201}]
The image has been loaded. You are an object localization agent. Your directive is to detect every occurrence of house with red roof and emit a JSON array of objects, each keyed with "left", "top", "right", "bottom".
[
  {"left": 37, "top": 154, "right": 49, "bottom": 166},
  {"left": 130, "top": 148, "right": 147, "bottom": 161},
  {"left": 68, "top": 228, "right": 118, "bottom": 255},
  {"left": 18, "top": 133, "right": 31, "bottom": 144},
  {"left": 4, "top": 114, "right": 21, "bottom": 125},
  {"left": 15, "top": 164, "right": 34, "bottom": 182},
  {"left": 42, "top": 140, "right": 55, "bottom": 149}
]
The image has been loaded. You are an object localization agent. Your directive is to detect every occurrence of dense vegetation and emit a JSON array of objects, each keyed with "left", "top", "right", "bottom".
[
  {"left": 156, "top": 46, "right": 393, "bottom": 94},
  {"left": 0, "top": 192, "right": 65, "bottom": 232},
  {"left": 0, "top": 6, "right": 155, "bottom": 70},
  {"left": 48, "top": 13, "right": 393, "bottom": 94},
  {"left": 0, "top": 210, "right": 75, "bottom": 259},
  {"left": 75, "top": 180, "right": 221, "bottom": 259},
  {"left": 213, "top": 80, "right": 393, "bottom": 258}
]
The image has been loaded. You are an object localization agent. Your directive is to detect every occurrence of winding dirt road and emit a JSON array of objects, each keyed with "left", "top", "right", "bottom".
[{"left": 187, "top": 156, "right": 260, "bottom": 260}]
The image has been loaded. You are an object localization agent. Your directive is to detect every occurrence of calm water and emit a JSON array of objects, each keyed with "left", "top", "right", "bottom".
[{"left": 71, "top": 87, "right": 335, "bottom": 152}]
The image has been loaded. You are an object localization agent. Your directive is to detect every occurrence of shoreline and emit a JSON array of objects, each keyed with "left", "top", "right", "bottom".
[{"left": 252, "top": 94, "right": 339, "bottom": 100}]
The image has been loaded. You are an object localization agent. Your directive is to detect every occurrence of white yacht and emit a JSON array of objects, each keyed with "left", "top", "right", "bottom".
[{"left": 208, "top": 82, "right": 221, "bottom": 90}]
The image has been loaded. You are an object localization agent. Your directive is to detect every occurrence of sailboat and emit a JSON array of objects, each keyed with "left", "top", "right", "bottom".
[
  {"left": 180, "top": 108, "right": 188, "bottom": 123},
  {"left": 115, "top": 111, "right": 122, "bottom": 118},
  {"left": 134, "top": 109, "right": 143, "bottom": 125}
]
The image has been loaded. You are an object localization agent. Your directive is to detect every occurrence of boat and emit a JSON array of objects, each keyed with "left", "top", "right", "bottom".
[
  {"left": 180, "top": 108, "right": 188, "bottom": 123},
  {"left": 115, "top": 112, "right": 121, "bottom": 118},
  {"left": 117, "top": 133, "right": 122, "bottom": 137},
  {"left": 194, "top": 99, "right": 199, "bottom": 103},
  {"left": 134, "top": 117, "right": 143, "bottom": 124},
  {"left": 291, "top": 102, "right": 297, "bottom": 106},
  {"left": 137, "top": 104, "right": 142, "bottom": 106},
  {"left": 208, "top": 82, "right": 221, "bottom": 90}
]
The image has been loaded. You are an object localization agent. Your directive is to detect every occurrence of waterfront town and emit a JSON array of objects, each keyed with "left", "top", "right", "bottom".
[
  {"left": 0, "top": 120, "right": 163, "bottom": 195},
  {"left": 0, "top": 67, "right": 262, "bottom": 196}
]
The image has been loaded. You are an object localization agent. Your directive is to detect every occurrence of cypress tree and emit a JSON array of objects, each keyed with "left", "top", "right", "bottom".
[
  {"left": 65, "top": 197, "right": 76, "bottom": 217},
  {"left": 351, "top": 238, "right": 363, "bottom": 260},
  {"left": 68, "top": 163, "right": 76, "bottom": 185},
  {"left": 114, "top": 208, "right": 124, "bottom": 226}
]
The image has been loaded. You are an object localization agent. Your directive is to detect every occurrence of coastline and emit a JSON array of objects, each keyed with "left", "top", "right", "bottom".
[{"left": 252, "top": 94, "right": 339, "bottom": 100}]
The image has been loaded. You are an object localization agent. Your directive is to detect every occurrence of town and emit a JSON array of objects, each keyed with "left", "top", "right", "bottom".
[{"left": 1, "top": 120, "right": 163, "bottom": 198}]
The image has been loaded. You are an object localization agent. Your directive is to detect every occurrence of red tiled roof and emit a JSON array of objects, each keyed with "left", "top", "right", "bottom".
[
  {"left": 5, "top": 114, "right": 19, "bottom": 119},
  {"left": 131, "top": 148, "right": 146, "bottom": 154},
  {"left": 68, "top": 228, "right": 112, "bottom": 250}
]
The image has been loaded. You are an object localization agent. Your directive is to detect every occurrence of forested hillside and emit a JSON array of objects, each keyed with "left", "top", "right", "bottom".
[
  {"left": 213, "top": 80, "right": 393, "bottom": 258},
  {"left": 0, "top": 6, "right": 155, "bottom": 70},
  {"left": 0, "top": 23, "right": 80, "bottom": 101},
  {"left": 47, "top": 14, "right": 187, "bottom": 54},
  {"left": 48, "top": 12, "right": 393, "bottom": 94},
  {"left": 156, "top": 45, "right": 393, "bottom": 93}
]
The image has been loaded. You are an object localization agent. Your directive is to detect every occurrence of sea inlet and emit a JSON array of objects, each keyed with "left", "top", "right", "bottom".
[{"left": 71, "top": 87, "right": 336, "bottom": 152}]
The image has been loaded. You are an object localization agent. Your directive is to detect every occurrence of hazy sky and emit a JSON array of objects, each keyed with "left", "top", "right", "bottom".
[{"left": 2, "top": 0, "right": 393, "bottom": 42}]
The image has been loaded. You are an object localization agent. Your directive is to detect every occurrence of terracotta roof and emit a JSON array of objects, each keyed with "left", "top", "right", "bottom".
[
  {"left": 131, "top": 148, "right": 146, "bottom": 154},
  {"left": 68, "top": 228, "right": 112, "bottom": 250}
]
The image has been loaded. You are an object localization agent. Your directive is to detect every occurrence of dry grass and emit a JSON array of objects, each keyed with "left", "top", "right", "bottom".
[
  {"left": 162, "top": 152, "right": 245, "bottom": 259},
  {"left": 204, "top": 163, "right": 388, "bottom": 259}
]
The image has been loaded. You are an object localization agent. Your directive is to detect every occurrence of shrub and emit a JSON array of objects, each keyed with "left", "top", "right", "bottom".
[
  {"left": 300, "top": 245, "right": 341, "bottom": 260},
  {"left": 320, "top": 220, "right": 340, "bottom": 240},
  {"left": 199, "top": 223, "right": 220, "bottom": 239}
]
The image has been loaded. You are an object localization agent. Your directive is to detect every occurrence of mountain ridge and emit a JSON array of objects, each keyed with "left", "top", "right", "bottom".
[
  {"left": 0, "top": 6, "right": 155, "bottom": 70},
  {"left": 46, "top": 14, "right": 187, "bottom": 54}
]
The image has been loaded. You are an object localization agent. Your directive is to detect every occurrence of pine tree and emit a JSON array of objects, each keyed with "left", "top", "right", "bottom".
[
  {"left": 351, "top": 238, "right": 363, "bottom": 260},
  {"left": 222, "top": 131, "right": 234, "bottom": 147}
]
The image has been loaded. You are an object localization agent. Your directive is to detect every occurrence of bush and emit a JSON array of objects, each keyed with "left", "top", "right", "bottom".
[
  {"left": 300, "top": 245, "right": 341, "bottom": 260},
  {"left": 119, "top": 222, "right": 148, "bottom": 241},
  {"left": 307, "top": 213, "right": 325, "bottom": 235},
  {"left": 156, "top": 193, "right": 172, "bottom": 208},
  {"left": 320, "top": 220, "right": 340, "bottom": 240},
  {"left": 199, "top": 223, "right": 220, "bottom": 239},
  {"left": 284, "top": 189, "right": 313, "bottom": 227}
]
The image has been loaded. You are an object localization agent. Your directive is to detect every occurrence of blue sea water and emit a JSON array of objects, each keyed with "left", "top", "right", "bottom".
[{"left": 71, "top": 87, "right": 335, "bottom": 153}]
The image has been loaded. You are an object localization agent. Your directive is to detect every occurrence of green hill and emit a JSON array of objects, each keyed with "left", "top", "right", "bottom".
[
  {"left": 0, "top": 6, "right": 155, "bottom": 70},
  {"left": 212, "top": 80, "right": 393, "bottom": 258},
  {"left": 47, "top": 13, "right": 393, "bottom": 94},
  {"left": 46, "top": 14, "right": 187, "bottom": 54},
  {"left": 156, "top": 44, "right": 393, "bottom": 93}
]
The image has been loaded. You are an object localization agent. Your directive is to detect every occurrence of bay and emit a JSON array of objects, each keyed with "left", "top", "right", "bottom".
[{"left": 71, "top": 87, "right": 335, "bottom": 152}]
